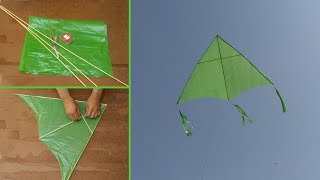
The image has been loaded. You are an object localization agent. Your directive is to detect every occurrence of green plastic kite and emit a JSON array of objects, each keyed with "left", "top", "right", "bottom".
[
  {"left": 177, "top": 35, "right": 286, "bottom": 135},
  {"left": 19, "top": 16, "right": 113, "bottom": 77},
  {"left": 19, "top": 94, "right": 107, "bottom": 180}
]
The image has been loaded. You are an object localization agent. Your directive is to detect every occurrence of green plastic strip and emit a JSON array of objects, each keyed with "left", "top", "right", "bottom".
[
  {"left": 274, "top": 88, "right": 287, "bottom": 112},
  {"left": 179, "top": 110, "right": 192, "bottom": 136},
  {"left": 233, "top": 104, "right": 254, "bottom": 126},
  {"left": 19, "top": 94, "right": 107, "bottom": 180},
  {"left": 19, "top": 16, "right": 113, "bottom": 77}
]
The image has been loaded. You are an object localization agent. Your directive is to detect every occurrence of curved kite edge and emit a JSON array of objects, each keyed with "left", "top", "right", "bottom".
[{"left": 274, "top": 88, "right": 287, "bottom": 113}]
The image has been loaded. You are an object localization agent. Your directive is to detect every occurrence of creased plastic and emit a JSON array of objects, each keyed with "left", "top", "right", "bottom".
[
  {"left": 19, "top": 16, "right": 113, "bottom": 77},
  {"left": 19, "top": 94, "right": 107, "bottom": 180}
]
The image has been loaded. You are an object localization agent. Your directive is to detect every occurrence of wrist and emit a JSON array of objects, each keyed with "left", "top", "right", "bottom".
[{"left": 63, "top": 96, "right": 74, "bottom": 103}]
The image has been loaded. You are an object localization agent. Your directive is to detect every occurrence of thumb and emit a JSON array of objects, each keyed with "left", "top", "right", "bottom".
[{"left": 85, "top": 104, "right": 89, "bottom": 116}]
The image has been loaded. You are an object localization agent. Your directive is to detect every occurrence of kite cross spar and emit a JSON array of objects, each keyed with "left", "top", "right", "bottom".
[
  {"left": 177, "top": 35, "right": 287, "bottom": 135},
  {"left": 0, "top": 5, "right": 128, "bottom": 87}
]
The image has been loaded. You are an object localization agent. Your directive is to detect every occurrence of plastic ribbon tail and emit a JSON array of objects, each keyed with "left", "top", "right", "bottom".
[
  {"left": 179, "top": 110, "right": 192, "bottom": 136},
  {"left": 274, "top": 88, "right": 287, "bottom": 112},
  {"left": 233, "top": 104, "right": 254, "bottom": 126}
]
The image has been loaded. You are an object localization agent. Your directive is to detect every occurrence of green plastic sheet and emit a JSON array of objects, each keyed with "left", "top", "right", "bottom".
[
  {"left": 19, "top": 94, "right": 107, "bottom": 180},
  {"left": 19, "top": 16, "right": 113, "bottom": 77}
]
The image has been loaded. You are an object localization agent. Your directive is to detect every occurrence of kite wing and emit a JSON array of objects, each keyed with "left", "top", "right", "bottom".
[
  {"left": 177, "top": 35, "right": 277, "bottom": 104},
  {"left": 19, "top": 94, "right": 107, "bottom": 180}
]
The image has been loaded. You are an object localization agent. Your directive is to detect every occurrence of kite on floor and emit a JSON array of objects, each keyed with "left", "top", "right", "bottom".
[
  {"left": 19, "top": 94, "right": 107, "bottom": 180},
  {"left": 177, "top": 35, "right": 287, "bottom": 135}
]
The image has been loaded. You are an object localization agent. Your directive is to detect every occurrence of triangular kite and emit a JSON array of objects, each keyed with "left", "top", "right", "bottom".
[
  {"left": 18, "top": 94, "right": 107, "bottom": 180},
  {"left": 177, "top": 35, "right": 286, "bottom": 135}
]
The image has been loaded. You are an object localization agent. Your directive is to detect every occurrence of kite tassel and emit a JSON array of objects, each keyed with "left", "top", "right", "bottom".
[
  {"left": 274, "top": 88, "right": 287, "bottom": 112},
  {"left": 179, "top": 110, "right": 192, "bottom": 136},
  {"left": 233, "top": 104, "right": 254, "bottom": 126}
]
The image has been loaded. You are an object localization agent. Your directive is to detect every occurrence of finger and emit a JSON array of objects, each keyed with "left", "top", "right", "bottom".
[
  {"left": 92, "top": 109, "right": 98, "bottom": 118},
  {"left": 90, "top": 109, "right": 98, "bottom": 118},
  {"left": 70, "top": 115, "right": 76, "bottom": 121},
  {"left": 90, "top": 112, "right": 95, "bottom": 118},
  {"left": 85, "top": 105, "right": 90, "bottom": 116},
  {"left": 86, "top": 110, "right": 91, "bottom": 118},
  {"left": 76, "top": 109, "right": 82, "bottom": 120},
  {"left": 76, "top": 113, "right": 82, "bottom": 120},
  {"left": 93, "top": 112, "right": 98, "bottom": 118},
  {"left": 87, "top": 111, "right": 93, "bottom": 118}
]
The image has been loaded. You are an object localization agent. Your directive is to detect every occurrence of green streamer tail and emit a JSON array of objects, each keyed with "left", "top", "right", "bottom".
[
  {"left": 274, "top": 88, "right": 287, "bottom": 112},
  {"left": 179, "top": 110, "right": 192, "bottom": 136},
  {"left": 233, "top": 104, "right": 254, "bottom": 126}
]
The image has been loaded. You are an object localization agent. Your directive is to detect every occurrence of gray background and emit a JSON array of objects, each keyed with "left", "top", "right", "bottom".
[{"left": 132, "top": 0, "right": 320, "bottom": 179}]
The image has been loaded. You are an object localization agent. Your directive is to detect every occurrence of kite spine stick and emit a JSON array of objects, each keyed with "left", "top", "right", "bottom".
[
  {"left": 217, "top": 37, "right": 230, "bottom": 100},
  {"left": 0, "top": 6, "right": 129, "bottom": 87},
  {"left": 39, "top": 121, "right": 74, "bottom": 139},
  {"left": 82, "top": 115, "right": 93, "bottom": 134}
]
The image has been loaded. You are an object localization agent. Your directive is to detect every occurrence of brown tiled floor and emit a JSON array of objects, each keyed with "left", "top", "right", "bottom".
[
  {"left": 0, "top": 0, "right": 128, "bottom": 86},
  {"left": 0, "top": 89, "right": 128, "bottom": 180}
]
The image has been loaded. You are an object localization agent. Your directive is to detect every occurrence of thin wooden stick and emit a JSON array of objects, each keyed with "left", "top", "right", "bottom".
[
  {"left": 39, "top": 121, "right": 74, "bottom": 139},
  {"left": 0, "top": 5, "right": 129, "bottom": 87},
  {"left": 82, "top": 115, "right": 93, "bottom": 134},
  {"left": 51, "top": 47, "right": 98, "bottom": 87}
]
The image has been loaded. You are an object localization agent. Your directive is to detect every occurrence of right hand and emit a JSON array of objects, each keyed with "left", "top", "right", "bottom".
[{"left": 62, "top": 97, "right": 82, "bottom": 121}]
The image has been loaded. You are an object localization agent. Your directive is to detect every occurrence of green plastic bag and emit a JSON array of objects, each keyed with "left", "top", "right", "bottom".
[
  {"left": 19, "top": 16, "right": 113, "bottom": 77},
  {"left": 19, "top": 94, "right": 107, "bottom": 180}
]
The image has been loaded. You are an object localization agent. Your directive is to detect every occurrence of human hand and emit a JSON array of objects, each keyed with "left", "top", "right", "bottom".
[
  {"left": 85, "top": 93, "right": 102, "bottom": 118},
  {"left": 62, "top": 97, "right": 82, "bottom": 121}
]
